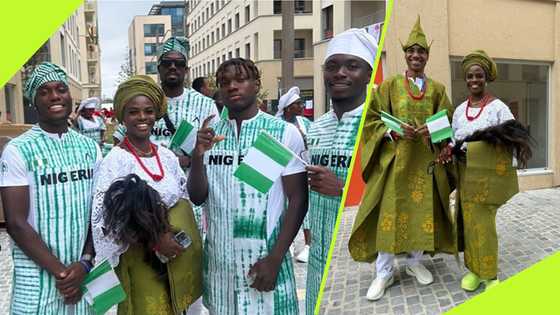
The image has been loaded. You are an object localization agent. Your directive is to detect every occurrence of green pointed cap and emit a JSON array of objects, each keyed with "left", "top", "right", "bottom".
[{"left": 402, "top": 16, "right": 431, "bottom": 52}]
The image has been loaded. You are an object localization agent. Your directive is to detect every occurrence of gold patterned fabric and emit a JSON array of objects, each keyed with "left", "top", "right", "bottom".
[
  {"left": 401, "top": 16, "right": 431, "bottom": 52},
  {"left": 348, "top": 75, "right": 456, "bottom": 262},
  {"left": 115, "top": 200, "right": 203, "bottom": 315},
  {"left": 456, "top": 142, "right": 518, "bottom": 279}
]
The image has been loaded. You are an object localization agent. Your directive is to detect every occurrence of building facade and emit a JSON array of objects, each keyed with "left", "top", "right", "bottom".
[
  {"left": 0, "top": 0, "right": 101, "bottom": 124},
  {"left": 186, "top": 0, "right": 315, "bottom": 109},
  {"left": 382, "top": 0, "right": 560, "bottom": 190},
  {"left": 128, "top": 15, "right": 172, "bottom": 83}
]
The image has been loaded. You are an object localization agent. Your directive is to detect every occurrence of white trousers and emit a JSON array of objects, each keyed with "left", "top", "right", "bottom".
[
  {"left": 185, "top": 298, "right": 204, "bottom": 315},
  {"left": 376, "top": 251, "right": 424, "bottom": 279}
]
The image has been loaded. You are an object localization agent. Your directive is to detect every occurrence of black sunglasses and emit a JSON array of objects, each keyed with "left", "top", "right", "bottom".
[{"left": 160, "top": 59, "right": 187, "bottom": 68}]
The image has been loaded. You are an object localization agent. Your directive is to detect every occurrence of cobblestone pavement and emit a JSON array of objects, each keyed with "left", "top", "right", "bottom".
[
  {"left": 319, "top": 188, "right": 560, "bottom": 314},
  {"left": 0, "top": 230, "right": 308, "bottom": 314}
]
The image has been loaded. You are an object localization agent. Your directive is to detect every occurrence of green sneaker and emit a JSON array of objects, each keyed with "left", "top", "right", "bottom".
[
  {"left": 484, "top": 278, "right": 500, "bottom": 290},
  {"left": 461, "top": 272, "right": 482, "bottom": 291}
]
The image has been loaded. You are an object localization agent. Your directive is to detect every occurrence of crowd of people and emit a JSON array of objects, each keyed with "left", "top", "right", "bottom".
[{"left": 0, "top": 28, "right": 378, "bottom": 315}]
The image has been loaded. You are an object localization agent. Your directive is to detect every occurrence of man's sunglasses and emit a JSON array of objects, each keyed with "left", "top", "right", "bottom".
[{"left": 159, "top": 59, "right": 187, "bottom": 68}]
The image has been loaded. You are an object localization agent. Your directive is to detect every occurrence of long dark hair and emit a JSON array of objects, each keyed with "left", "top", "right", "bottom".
[
  {"left": 454, "top": 120, "right": 535, "bottom": 168},
  {"left": 102, "top": 174, "right": 170, "bottom": 247}
]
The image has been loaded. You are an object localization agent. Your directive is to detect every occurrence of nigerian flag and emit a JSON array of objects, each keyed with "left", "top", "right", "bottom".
[
  {"left": 234, "top": 131, "right": 297, "bottom": 194},
  {"left": 426, "top": 110, "right": 453, "bottom": 143},
  {"left": 82, "top": 259, "right": 126, "bottom": 315},
  {"left": 380, "top": 111, "right": 405, "bottom": 135},
  {"left": 169, "top": 119, "right": 197, "bottom": 154}
]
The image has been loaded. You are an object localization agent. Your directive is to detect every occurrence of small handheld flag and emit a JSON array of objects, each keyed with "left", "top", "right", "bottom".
[
  {"left": 380, "top": 111, "right": 406, "bottom": 135},
  {"left": 426, "top": 110, "right": 453, "bottom": 143},
  {"left": 82, "top": 259, "right": 126, "bottom": 315},
  {"left": 169, "top": 120, "right": 197, "bottom": 155},
  {"left": 234, "top": 131, "right": 305, "bottom": 194}
]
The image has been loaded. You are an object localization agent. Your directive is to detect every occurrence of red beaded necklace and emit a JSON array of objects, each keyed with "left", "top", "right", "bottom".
[
  {"left": 404, "top": 72, "right": 428, "bottom": 100},
  {"left": 123, "top": 137, "right": 164, "bottom": 181},
  {"left": 466, "top": 94, "right": 493, "bottom": 121}
]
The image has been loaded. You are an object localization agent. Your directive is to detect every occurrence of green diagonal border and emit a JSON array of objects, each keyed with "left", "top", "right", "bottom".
[{"left": 0, "top": 0, "right": 84, "bottom": 87}]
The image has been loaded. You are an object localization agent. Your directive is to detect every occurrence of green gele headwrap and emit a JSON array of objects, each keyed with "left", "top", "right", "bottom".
[
  {"left": 113, "top": 75, "right": 167, "bottom": 123},
  {"left": 462, "top": 50, "right": 498, "bottom": 82},
  {"left": 24, "top": 62, "right": 68, "bottom": 105},
  {"left": 401, "top": 15, "right": 431, "bottom": 53}
]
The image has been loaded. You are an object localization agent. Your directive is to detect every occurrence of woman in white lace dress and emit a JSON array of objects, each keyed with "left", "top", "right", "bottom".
[
  {"left": 91, "top": 75, "right": 202, "bottom": 314},
  {"left": 450, "top": 50, "right": 520, "bottom": 293}
]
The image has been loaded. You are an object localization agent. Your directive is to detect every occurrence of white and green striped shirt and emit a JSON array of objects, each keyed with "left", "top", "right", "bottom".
[
  {"left": 305, "top": 104, "right": 363, "bottom": 315},
  {"left": 203, "top": 111, "right": 306, "bottom": 315},
  {"left": 0, "top": 126, "right": 101, "bottom": 315},
  {"left": 76, "top": 115, "right": 106, "bottom": 144}
]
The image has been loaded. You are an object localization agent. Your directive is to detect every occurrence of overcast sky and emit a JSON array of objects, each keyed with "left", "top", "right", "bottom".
[{"left": 98, "top": 0, "right": 158, "bottom": 99}]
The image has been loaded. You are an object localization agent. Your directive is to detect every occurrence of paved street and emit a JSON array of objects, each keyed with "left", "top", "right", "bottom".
[
  {"left": 319, "top": 188, "right": 560, "bottom": 314},
  {"left": 0, "top": 229, "right": 308, "bottom": 314}
]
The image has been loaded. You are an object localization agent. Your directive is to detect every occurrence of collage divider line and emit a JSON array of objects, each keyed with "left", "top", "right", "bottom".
[{"left": 313, "top": 0, "right": 395, "bottom": 313}]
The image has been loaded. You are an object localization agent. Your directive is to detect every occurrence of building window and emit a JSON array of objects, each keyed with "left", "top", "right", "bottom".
[
  {"left": 450, "top": 60, "right": 549, "bottom": 169},
  {"left": 273, "top": 39, "right": 281, "bottom": 59},
  {"left": 235, "top": 13, "right": 240, "bottom": 29},
  {"left": 235, "top": 48, "right": 240, "bottom": 58},
  {"left": 222, "top": 23, "right": 226, "bottom": 37},
  {"left": 274, "top": 0, "right": 312, "bottom": 14},
  {"left": 228, "top": 18, "right": 232, "bottom": 34},
  {"left": 322, "top": 5, "right": 333, "bottom": 39},
  {"left": 144, "top": 23, "right": 165, "bottom": 37},
  {"left": 60, "top": 34, "right": 66, "bottom": 67},
  {"left": 145, "top": 62, "right": 158, "bottom": 74},
  {"left": 144, "top": 43, "right": 158, "bottom": 56},
  {"left": 222, "top": 54, "right": 226, "bottom": 62},
  {"left": 228, "top": 51, "right": 232, "bottom": 59},
  {"left": 216, "top": 27, "right": 220, "bottom": 40},
  {"left": 203, "top": 63, "right": 207, "bottom": 75},
  {"left": 245, "top": 43, "right": 250, "bottom": 59},
  {"left": 4, "top": 84, "right": 16, "bottom": 122},
  {"left": 212, "top": 59, "right": 215, "bottom": 73},
  {"left": 294, "top": 38, "right": 305, "bottom": 58},
  {"left": 203, "top": 38, "right": 206, "bottom": 49},
  {"left": 245, "top": 5, "right": 250, "bottom": 23},
  {"left": 211, "top": 31, "right": 215, "bottom": 44}
]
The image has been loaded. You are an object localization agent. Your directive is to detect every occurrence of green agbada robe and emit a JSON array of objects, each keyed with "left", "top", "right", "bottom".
[
  {"left": 456, "top": 142, "right": 518, "bottom": 280},
  {"left": 348, "top": 74, "right": 456, "bottom": 262}
]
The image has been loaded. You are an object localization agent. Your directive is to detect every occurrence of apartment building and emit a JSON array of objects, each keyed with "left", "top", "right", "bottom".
[{"left": 186, "top": 0, "right": 315, "bottom": 109}]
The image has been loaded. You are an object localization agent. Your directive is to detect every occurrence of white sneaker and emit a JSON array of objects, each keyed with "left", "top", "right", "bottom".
[
  {"left": 366, "top": 275, "right": 394, "bottom": 301},
  {"left": 296, "top": 245, "right": 310, "bottom": 263},
  {"left": 406, "top": 263, "right": 434, "bottom": 285}
]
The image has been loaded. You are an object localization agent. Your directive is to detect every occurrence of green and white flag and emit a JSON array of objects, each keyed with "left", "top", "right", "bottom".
[
  {"left": 82, "top": 259, "right": 126, "bottom": 315},
  {"left": 169, "top": 119, "right": 197, "bottom": 154},
  {"left": 426, "top": 109, "right": 453, "bottom": 143},
  {"left": 380, "top": 111, "right": 406, "bottom": 135},
  {"left": 234, "top": 131, "right": 300, "bottom": 194}
]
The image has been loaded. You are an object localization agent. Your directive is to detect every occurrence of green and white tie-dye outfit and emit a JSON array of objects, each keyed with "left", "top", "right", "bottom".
[
  {"left": 293, "top": 115, "right": 312, "bottom": 229},
  {"left": 76, "top": 115, "right": 106, "bottom": 144},
  {"left": 203, "top": 111, "right": 306, "bottom": 315},
  {"left": 113, "top": 88, "right": 218, "bottom": 232},
  {"left": 0, "top": 126, "right": 101, "bottom": 315},
  {"left": 305, "top": 105, "right": 363, "bottom": 315}
]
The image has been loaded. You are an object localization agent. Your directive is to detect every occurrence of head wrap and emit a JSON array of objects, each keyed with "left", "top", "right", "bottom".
[
  {"left": 462, "top": 50, "right": 498, "bottom": 82},
  {"left": 324, "top": 28, "right": 378, "bottom": 69},
  {"left": 78, "top": 97, "right": 100, "bottom": 112},
  {"left": 24, "top": 62, "right": 68, "bottom": 105},
  {"left": 401, "top": 16, "right": 431, "bottom": 53},
  {"left": 158, "top": 36, "right": 189, "bottom": 63},
  {"left": 276, "top": 86, "right": 301, "bottom": 117},
  {"left": 113, "top": 75, "right": 167, "bottom": 122}
]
